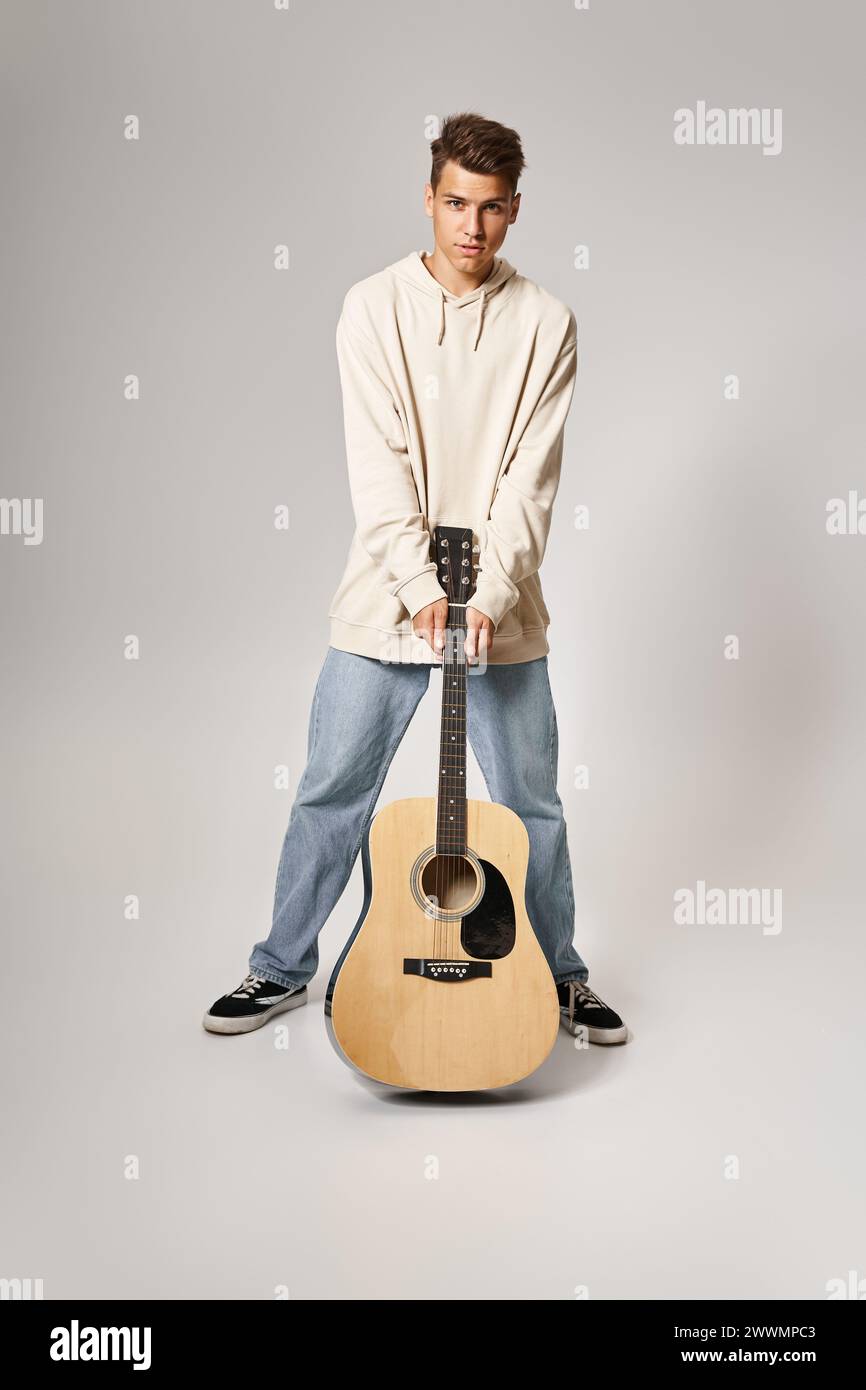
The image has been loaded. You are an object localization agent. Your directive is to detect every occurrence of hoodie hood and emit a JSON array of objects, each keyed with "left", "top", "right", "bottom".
[{"left": 388, "top": 249, "right": 518, "bottom": 350}]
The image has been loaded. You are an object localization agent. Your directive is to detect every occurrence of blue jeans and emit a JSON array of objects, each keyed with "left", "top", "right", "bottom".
[{"left": 249, "top": 646, "right": 590, "bottom": 990}]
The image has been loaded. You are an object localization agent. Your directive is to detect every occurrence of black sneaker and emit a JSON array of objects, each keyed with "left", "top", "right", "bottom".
[
  {"left": 557, "top": 979, "right": 628, "bottom": 1045},
  {"left": 202, "top": 973, "right": 307, "bottom": 1034}
]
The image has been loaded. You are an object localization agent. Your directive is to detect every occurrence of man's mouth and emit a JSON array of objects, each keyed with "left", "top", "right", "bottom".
[{"left": 457, "top": 244, "right": 484, "bottom": 254}]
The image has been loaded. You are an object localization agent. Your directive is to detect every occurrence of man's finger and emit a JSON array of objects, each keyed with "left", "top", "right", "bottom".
[
  {"left": 464, "top": 609, "right": 493, "bottom": 663},
  {"left": 433, "top": 606, "right": 447, "bottom": 654}
]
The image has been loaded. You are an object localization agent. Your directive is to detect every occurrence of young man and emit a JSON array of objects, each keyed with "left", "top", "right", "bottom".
[{"left": 203, "top": 112, "right": 628, "bottom": 1047}]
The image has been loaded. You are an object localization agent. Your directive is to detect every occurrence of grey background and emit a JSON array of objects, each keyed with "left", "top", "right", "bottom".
[{"left": 2, "top": 0, "right": 864, "bottom": 1299}]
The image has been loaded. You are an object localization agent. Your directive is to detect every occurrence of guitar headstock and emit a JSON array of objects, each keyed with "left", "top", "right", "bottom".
[{"left": 432, "top": 525, "right": 478, "bottom": 608}]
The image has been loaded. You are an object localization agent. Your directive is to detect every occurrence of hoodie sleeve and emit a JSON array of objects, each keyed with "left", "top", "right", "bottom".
[
  {"left": 335, "top": 297, "right": 447, "bottom": 619},
  {"left": 470, "top": 318, "right": 578, "bottom": 629}
]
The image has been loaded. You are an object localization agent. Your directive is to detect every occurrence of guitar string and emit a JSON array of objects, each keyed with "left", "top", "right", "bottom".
[
  {"left": 458, "top": 581, "right": 467, "bottom": 956},
  {"left": 437, "top": 541, "right": 450, "bottom": 958},
  {"left": 444, "top": 601, "right": 455, "bottom": 959},
  {"left": 439, "top": 568, "right": 452, "bottom": 959},
  {"left": 455, "top": 539, "right": 471, "bottom": 958},
  {"left": 450, "top": 594, "right": 465, "bottom": 959},
  {"left": 437, "top": 541, "right": 448, "bottom": 959},
  {"left": 453, "top": 542, "right": 467, "bottom": 956},
  {"left": 441, "top": 550, "right": 457, "bottom": 958},
  {"left": 438, "top": 534, "right": 470, "bottom": 960}
]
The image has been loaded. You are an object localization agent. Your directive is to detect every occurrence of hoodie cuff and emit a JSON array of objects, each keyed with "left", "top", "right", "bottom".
[
  {"left": 392, "top": 568, "right": 448, "bottom": 620},
  {"left": 469, "top": 573, "right": 519, "bottom": 629}
]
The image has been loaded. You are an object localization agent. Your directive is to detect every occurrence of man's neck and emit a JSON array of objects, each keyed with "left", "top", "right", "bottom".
[{"left": 421, "top": 246, "right": 497, "bottom": 298}]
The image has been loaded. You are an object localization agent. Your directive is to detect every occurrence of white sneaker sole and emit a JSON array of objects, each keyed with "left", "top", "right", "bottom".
[
  {"left": 202, "top": 989, "right": 308, "bottom": 1035},
  {"left": 559, "top": 1010, "right": 629, "bottom": 1045}
]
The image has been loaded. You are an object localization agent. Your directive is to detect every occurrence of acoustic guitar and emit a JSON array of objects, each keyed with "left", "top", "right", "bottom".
[{"left": 325, "top": 524, "right": 560, "bottom": 1091}]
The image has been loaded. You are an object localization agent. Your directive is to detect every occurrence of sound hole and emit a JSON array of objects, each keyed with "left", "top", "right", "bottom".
[{"left": 420, "top": 855, "right": 480, "bottom": 913}]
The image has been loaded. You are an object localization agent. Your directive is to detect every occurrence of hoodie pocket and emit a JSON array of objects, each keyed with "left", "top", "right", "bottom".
[
  {"left": 494, "top": 574, "right": 550, "bottom": 635},
  {"left": 328, "top": 533, "right": 413, "bottom": 632}
]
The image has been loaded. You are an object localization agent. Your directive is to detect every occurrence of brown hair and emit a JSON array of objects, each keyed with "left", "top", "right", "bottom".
[{"left": 429, "top": 111, "right": 526, "bottom": 200}]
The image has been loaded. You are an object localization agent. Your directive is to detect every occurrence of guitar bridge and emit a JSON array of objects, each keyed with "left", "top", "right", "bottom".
[{"left": 403, "top": 958, "right": 492, "bottom": 982}]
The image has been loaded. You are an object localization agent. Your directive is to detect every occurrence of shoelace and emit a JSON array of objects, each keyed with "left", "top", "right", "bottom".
[
  {"left": 566, "top": 981, "right": 606, "bottom": 1024},
  {"left": 231, "top": 973, "right": 268, "bottom": 999}
]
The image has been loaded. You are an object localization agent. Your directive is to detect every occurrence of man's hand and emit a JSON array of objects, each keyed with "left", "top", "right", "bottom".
[
  {"left": 412, "top": 600, "right": 494, "bottom": 661},
  {"left": 413, "top": 598, "right": 449, "bottom": 658},
  {"left": 464, "top": 605, "right": 494, "bottom": 661}
]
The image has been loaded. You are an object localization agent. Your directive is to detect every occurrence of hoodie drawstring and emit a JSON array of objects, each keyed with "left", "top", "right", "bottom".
[
  {"left": 473, "top": 289, "right": 486, "bottom": 351},
  {"left": 436, "top": 285, "right": 487, "bottom": 350}
]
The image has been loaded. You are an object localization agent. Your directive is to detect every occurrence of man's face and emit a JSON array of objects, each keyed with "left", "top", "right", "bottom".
[{"left": 424, "top": 160, "right": 520, "bottom": 278}]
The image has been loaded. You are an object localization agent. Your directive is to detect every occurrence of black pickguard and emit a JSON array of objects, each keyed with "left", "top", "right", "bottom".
[{"left": 460, "top": 858, "right": 516, "bottom": 959}]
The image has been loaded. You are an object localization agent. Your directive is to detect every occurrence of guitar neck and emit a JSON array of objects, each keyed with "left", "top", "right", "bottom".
[
  {"left": 431, "top": 524, "right": 478, "bottom": 855},
  {"left": 435, "top": 602, "right": 470, "bottom": 856}
]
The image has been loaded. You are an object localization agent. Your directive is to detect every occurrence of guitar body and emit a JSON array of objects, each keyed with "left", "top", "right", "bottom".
[{"left": 325, "top": 794, "right": 560, "bottom": 1092}]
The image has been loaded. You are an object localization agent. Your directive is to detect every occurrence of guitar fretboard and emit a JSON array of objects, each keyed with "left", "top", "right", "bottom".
[{"left": 436, "top": 601, "right": 468, "bottom": 856}]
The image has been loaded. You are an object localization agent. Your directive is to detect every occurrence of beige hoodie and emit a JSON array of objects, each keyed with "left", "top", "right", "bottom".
[{"left": 328, "top": 249, "right": 578, "bottom": 664}]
